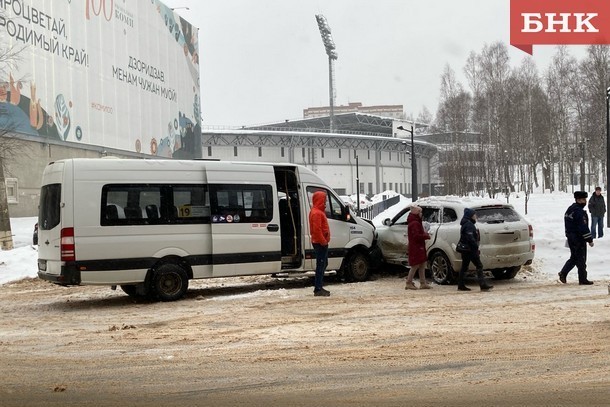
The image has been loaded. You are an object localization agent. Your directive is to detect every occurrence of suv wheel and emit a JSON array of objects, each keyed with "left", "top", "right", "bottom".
[{"left": 429, "top": 251, "right": 454, "bottom": 285}]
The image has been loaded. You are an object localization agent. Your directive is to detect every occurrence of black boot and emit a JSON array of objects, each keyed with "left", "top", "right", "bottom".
[
  {"left": 476, "top": 267, "right": 493, "bottom": 291},
  {"left": 457, "top": 285, "right": 471, "bottom": 291}
]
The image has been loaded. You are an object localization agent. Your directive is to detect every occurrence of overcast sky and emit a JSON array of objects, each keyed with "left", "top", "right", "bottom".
[{"left": 164, "top": 0, "right": 588, "bottom": 127}]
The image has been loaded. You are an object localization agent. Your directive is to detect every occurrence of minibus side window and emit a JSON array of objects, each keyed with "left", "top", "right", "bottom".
[
  {"left": 172, "top": 185, "right": 210, "bottom": 224},
  {"left": 39, "top": 183, "right": 61, "bottom": 230},
  {"left": 306, "top": 187, "right": 345, "bottom": 221},
  {"left": 210, "top": 184, "right": 273, "bottom": 223},
  {"left": 327, "top": 193, "right": 343, "bottom": 220},
  {"left": 101, "top": 184, "right": 210, "bottom": 225}
]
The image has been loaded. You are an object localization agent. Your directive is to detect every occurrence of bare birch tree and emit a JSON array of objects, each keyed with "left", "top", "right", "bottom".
[
  {"left": 435, "top": 64, "right": 474, "bottom": 195},
  {"left": 474, "top": 42, "right": 511, "bottom": 196},
  {"left": 0, "top": 9, "right": 28, "bottom": 250},
  {"left": 544, "top": 46, "right": 580, "bottom": 192},
  {"left": 578, "top": 45, "right": 610, "bottom": 188}
]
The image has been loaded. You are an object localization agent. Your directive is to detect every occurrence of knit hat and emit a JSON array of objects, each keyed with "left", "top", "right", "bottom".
[
  {"left": 574, "top": 191, "right": 588, "bottom": 199},
  {"left": 463, "top": 208, "right": 476, "bottom": 219}
]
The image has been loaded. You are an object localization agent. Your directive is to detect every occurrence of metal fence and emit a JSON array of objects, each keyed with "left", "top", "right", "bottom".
[{"left": 357, "top": 195, "right": 401, "bottom": 220}]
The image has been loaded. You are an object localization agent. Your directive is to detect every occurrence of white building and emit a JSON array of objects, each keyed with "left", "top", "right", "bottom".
[{"left": 202, "top": 113, "right": 438, "bottom": 198}]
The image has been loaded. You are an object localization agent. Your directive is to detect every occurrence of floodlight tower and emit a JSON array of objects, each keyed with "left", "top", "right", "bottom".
[{"left": 315, "top": 14, "right": 338, "bottom": 133}]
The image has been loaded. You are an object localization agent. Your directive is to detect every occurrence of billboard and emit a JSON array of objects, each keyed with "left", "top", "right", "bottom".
[{"left": 0, "top": 0, "right": 200, "bottom": 158}]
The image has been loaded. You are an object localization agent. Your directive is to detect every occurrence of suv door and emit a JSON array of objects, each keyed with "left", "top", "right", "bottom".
[
  {"left": 420, "top": 205, "right": 442, "bottom": 250},
  {"left": 377, "top": 207, "right": 410, "bottom": 265}
]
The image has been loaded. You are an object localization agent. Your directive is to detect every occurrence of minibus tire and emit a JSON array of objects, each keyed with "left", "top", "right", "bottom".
[
  {"left": 152, "top": 264, "right": 189, "bottom": 301},
  {"left": 344, "top": 251, "right": 370, "bottom": 282}
]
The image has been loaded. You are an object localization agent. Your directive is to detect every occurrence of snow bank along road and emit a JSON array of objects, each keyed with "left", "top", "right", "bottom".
[{"left": 0, "top": 272, "right": 609, "bottom": 407}]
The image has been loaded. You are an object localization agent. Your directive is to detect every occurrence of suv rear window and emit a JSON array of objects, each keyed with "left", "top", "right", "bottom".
[
  {"left": 39, "top": 184, "right": 61, "bottom": 230},
  {"left": 475, "top": 207, "right": 521, "bottom": 223}
]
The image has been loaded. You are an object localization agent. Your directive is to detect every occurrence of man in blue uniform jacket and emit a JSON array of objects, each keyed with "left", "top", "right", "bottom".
[{"left": 559, "top": 191, "right": 594, "bottom": 285}]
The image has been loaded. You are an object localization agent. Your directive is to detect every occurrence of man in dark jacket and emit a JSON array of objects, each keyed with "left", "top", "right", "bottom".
[
  {"left": 456, "top": 208, "right": 493, "bottom": 292},
  {"left": 559, "top": 191, "right": 594, "bottom": 285},
  {"left": 588, "top": 186, "right": 606, "bottom": 239}
]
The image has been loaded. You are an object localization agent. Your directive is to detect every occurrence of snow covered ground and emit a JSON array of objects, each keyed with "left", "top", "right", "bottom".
[{"left": 2, "top": 191, "right": 609, "bottom": 285}]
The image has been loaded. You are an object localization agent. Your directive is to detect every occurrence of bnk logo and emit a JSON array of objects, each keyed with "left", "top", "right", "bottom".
[
  {"left": 522, "top": 13, "right": 598, "bottom": 33},
  {"left": 510, "top": 0, "right": 610, "bottom": 54}
]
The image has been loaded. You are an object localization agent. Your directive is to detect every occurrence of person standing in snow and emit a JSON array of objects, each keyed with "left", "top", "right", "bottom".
[
  {"left": 309, "top": 190, "right": 331, "bottom": 297},
  {"left": 456, "top": 208, "right": 494, "bottom": 292},
  {"left": 588, "top": 186, "right": 606, "bottom": 239},
  {"left": 559, "top": 191, "right": 594, "bottom": 285},
  {"left": 405, "top": 206, "right": 431, "bottom": 290}
]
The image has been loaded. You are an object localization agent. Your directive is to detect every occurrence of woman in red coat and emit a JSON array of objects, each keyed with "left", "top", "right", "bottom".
[{"left": 406, "top": 206, "right": 431, "bottom": 290}]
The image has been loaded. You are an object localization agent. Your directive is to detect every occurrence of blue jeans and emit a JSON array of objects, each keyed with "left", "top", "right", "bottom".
[
  {"left": 313, "top": 243, "right": 328, "bottom": 291},
  {"left": 591, "top": 216, "right": 604, "bottom": 239}
]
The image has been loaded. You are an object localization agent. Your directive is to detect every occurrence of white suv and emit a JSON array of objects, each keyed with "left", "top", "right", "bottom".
[{"left": 376, "top": 196, "right": 535, "bottom": 284}]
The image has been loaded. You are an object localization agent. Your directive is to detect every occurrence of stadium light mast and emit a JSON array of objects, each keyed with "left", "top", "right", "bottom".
[{"left": 315, "top": 14, "right": 338, "bottom": 133}]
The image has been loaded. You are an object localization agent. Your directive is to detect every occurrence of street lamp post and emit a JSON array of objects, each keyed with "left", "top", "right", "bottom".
[
  {"left": 570, "top": 147, "right": 575, "bottom": 194},
  {"left": 397, "top": 125, "right": 417, "bottom": 202},
  {"left": 579, "top": 140, "right": 586, "bottom": 192},
  {"left": 356, "top": 155, "right": 360, "bottom": 213}
]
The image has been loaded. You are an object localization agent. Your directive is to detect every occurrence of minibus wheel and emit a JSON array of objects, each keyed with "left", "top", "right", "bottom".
[
  {"left": 344, "top": 251, "right": 370, "bottom": 282},
  {"left": 152, "top": 264, "right": 189, "bottom": 301}
]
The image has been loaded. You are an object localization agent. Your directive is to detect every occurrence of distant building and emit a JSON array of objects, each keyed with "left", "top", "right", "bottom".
[
  {"left": 203, "top": 113, "right": 439, "bottom": 199},
  {"left": 303, "top": 102, "right": 405, "bottom": 120},
  {"left": 417, "top": 131, "right": 488, "bottom": 195}
]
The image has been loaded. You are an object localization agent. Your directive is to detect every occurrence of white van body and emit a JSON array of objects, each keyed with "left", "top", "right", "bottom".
[{"left": 37, "top": 158, "right": 376, "bottom": 300}]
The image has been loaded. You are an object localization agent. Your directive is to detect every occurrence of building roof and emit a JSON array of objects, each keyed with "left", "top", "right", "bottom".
[{"left": 247, "top": 112, "right": 422, "bottom": 137}]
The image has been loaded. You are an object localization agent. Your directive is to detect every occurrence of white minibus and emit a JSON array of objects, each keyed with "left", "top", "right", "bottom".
[{"left": 37, "top": 158, "right": 376, "bottom": 301}]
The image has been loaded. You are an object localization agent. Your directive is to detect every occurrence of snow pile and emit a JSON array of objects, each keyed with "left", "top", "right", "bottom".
[{"left": 0, "top": 218, "right": 39, "bottom": 285}]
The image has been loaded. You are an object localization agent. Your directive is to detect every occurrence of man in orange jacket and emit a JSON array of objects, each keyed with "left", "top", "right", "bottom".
[{"left": 309, "top": 191, "right": 331, "bottom": 297}]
